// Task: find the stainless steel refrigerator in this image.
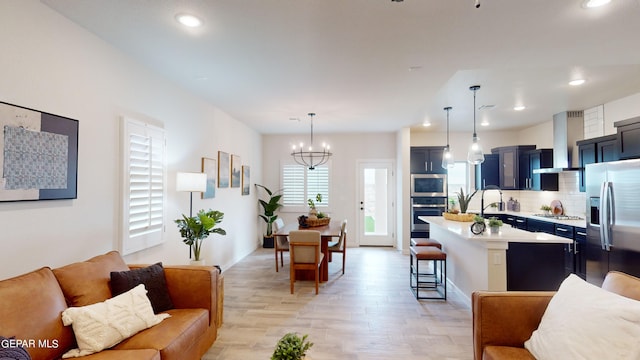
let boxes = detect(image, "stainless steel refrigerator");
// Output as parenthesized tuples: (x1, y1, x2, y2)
(586, 159, 640, 286)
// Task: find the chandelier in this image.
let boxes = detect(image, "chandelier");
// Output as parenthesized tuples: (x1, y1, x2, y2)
(291, 113, 332, 170)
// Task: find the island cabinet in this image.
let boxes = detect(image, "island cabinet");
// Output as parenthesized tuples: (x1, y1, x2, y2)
(491, 145, 536, 190)
(520, 149, 559, 191)
(615, 116, 640, 160)
(475, 153, 500, 190)
(574, 227, 587, 280)
(410, 146, 446, 174)
(506, 242, 567, 291)
(577, 134, 618, 192)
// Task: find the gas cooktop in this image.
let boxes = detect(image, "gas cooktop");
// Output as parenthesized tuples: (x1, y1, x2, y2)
(533, 214, 584, 220)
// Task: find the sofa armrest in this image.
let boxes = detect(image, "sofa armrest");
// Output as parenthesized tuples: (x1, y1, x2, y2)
(472, 291, 555, 360)
(128, 264, 219, 327)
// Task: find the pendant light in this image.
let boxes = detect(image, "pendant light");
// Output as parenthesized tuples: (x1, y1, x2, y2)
(441, 106, 455, 169)
(467, 85, 485, 165)
(291, 113, 332, 170)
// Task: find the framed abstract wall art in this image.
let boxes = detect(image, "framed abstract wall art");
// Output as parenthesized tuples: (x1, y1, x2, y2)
(241, 165, 250, 195)
(201, 157, 216, 199)
(231, 154, 241, 188)
(0, 102, 79, 202)
(217, 151, 230, 188)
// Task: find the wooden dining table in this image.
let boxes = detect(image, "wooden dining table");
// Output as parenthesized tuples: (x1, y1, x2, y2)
(274, 221, 342, 282)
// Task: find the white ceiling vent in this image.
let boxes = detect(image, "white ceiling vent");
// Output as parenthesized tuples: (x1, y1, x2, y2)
(478, 105, 495, 110)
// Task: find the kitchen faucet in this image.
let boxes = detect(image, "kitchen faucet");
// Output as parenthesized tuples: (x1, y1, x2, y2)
(480, 185, 503, 218)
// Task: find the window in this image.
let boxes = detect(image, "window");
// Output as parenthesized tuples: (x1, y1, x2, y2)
(121, 117, 166, 255)
(281, 163, 329, 209)
(447, 161, 469, 197)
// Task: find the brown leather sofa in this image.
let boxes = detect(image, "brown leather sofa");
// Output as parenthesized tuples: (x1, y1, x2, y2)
(472, 271, 640, 360)
(0, 251, 223, 360)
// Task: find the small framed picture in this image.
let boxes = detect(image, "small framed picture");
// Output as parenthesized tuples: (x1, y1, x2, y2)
(218, 151, 230, 188)
(201, 157, 216, 199)
(231, 154, 241, 188)
(241, 166, 250, 195)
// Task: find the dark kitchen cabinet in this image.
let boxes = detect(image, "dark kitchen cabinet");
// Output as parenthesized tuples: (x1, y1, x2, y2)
(520, 149, 558, 191)
(577, 134, 618, 192)
(527, 218, 555, 234)
(574, 227, 587, 280)
(507, 242, 567, 291)
(514, 216, 527, 230)
(615, 116, 640, 160)
(491, 145, 536, 190)
(555, 223, 576, 277)
(410, 146, 447, 174)
(475, 153, 499, 190)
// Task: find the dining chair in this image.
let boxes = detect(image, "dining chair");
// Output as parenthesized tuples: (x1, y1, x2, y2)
(289, 230, 324, 294)
(273, 218, 289, 272)
(328, 219, 347, 275)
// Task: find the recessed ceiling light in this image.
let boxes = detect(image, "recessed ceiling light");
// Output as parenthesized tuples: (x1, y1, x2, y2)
(480, 120, 490, 127)
(583, 0, 611, 8)
(176, 13, 202, 27)
(422, 121, 431, 127)
(569, 79, 586, 86)
(514, 106, 526, 111)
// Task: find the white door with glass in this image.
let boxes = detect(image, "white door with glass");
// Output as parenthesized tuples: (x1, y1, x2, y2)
(358, 161, 395, 246)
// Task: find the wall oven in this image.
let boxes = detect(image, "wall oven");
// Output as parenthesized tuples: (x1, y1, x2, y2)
(411, 197, 447, 232)
(411, 174, 447, 197)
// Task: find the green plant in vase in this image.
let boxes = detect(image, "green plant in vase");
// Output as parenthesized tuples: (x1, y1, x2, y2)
(175, 209, 226, 262)
(271, 333, 313, 360)
(488, 216, 503, 234)
(455, 187, 477, 214)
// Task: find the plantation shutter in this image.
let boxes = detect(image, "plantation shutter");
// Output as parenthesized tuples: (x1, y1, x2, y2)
(121, 117, 166, 255)
(281, 163, 330, 208)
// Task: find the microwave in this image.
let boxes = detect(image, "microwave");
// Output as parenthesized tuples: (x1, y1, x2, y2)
(411, 174, 448, 197)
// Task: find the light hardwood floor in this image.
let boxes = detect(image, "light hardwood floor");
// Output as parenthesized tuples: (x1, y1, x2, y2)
(205, 247, 473, 360)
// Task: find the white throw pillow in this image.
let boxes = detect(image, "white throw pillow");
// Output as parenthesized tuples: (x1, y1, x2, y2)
(525, 274, 640, 360)
(61, 284, 170, 358)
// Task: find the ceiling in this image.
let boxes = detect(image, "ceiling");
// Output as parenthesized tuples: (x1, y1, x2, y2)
(41, 0, 640, 135)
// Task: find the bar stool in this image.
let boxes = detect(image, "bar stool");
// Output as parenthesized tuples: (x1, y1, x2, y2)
(410, 246, 447, 300)
(410, 238, 442, 249)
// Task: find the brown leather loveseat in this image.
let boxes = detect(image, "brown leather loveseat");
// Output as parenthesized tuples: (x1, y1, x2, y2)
(0, 251, 223, 360)
(472, 271, 640, 359)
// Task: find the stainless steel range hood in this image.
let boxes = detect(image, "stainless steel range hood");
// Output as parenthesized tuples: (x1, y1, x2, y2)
(533, 111, 584, 174)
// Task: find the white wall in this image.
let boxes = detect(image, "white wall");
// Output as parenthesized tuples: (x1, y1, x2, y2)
(262, 132, 396, 247)
(604, 92, 640, 135)
(0, 1, 261, 279)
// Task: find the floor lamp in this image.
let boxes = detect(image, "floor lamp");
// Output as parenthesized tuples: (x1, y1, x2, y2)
(176, 172, 207, 258)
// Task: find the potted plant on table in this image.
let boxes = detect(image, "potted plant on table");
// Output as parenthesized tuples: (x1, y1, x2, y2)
(271, 333, 314, 360)
(455, 187, 477, 214)
(256, 184, 283, 248)
(307, 193, 322, 220)
(175, 209, 226, 265)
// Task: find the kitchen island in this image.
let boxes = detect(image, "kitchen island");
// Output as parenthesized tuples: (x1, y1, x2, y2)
(419, 216, 573, 303)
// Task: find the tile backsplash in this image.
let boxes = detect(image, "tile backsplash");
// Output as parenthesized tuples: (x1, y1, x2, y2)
(468, 172, 586, 216)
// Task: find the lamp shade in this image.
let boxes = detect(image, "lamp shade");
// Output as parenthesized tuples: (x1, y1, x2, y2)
(467, 136, 485, 165)
(176, 172, 207, 192)
(442, 147, 455, 169)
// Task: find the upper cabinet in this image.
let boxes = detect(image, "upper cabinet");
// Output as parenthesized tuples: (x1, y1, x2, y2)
(475, 153, 500, 190)
(577, 134, 618, 192)
(520, 149, 559, 191)
(491, 145, 536, 190)
(410, 146, 446, 174)
(615, 116, 640, 160)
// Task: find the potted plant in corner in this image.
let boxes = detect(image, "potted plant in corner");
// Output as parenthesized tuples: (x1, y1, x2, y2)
(271, 333, 314, 360)
(175, 209, 226, 265)
(256, 184, 283, 248)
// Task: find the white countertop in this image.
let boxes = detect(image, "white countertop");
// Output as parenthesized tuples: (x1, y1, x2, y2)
(476, 210, 587, 228)
(419, 216, 574, 244)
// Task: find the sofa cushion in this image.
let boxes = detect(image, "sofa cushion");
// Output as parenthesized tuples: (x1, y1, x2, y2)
(110, 262, 173, 313)
(61, 284, 170, 358)
(114, 308, 209, 359)
(525, 274, 640, 360)
(53, 251, 129, 307)
(0, 267, 75, 360)
(483, 346, 535, 360)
